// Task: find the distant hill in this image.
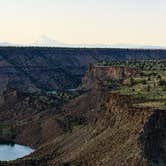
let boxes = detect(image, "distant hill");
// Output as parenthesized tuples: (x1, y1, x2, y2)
(0, 42, 17, 46)
(0, 47, 166, 93)
(0, 36, 165, 49)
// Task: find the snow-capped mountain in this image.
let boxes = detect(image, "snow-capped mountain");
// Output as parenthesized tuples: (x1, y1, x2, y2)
(33, 35, 67, 47)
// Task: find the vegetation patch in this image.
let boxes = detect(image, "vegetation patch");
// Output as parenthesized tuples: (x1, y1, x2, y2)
(100, 60, 166, 109)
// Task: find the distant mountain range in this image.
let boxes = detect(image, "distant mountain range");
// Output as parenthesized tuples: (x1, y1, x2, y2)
(0, 35, 165, 49)
(0, 42, 18, 47)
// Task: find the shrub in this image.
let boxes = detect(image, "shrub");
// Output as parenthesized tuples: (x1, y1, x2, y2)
(158, 79, 166, 86)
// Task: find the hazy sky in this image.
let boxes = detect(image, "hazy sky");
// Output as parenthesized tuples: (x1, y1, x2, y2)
(1, 0, 166, 45)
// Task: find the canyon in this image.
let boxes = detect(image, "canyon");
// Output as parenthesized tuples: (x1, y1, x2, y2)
(0, 47, 166, 94)
(0, 48, 166, 165)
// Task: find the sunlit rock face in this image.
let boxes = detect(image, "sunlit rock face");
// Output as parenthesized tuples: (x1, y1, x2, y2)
(81, 64, 140, 90)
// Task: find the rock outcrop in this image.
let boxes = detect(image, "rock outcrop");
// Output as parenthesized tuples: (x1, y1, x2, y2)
(82, 64, 140, 90)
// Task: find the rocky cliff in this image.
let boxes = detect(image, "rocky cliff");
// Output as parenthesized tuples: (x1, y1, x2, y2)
(82, 64, 140, 90)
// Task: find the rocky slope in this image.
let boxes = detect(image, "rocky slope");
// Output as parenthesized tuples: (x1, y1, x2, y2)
(0, 65, 165, 165)
(0, 88, 68, 149)
(3, 89, 166, 166)
(0, 47, 166, 94)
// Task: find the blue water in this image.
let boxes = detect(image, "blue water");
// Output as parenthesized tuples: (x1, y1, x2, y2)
(0, 144, 34, 161)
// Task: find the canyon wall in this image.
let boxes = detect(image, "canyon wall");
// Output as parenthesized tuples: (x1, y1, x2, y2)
(0, 54, 166, 165)
(0, 47, 165, 94)
(82, 64, 140, 90)
(0, 65, 165, 165)
(5, 90, 165, 166)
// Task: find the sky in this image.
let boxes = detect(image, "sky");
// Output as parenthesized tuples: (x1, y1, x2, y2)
(0, 0, 166, 46)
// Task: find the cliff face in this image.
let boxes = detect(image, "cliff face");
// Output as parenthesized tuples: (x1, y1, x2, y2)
(82, 64, 140, 90)
(32, 92, 166, 166)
